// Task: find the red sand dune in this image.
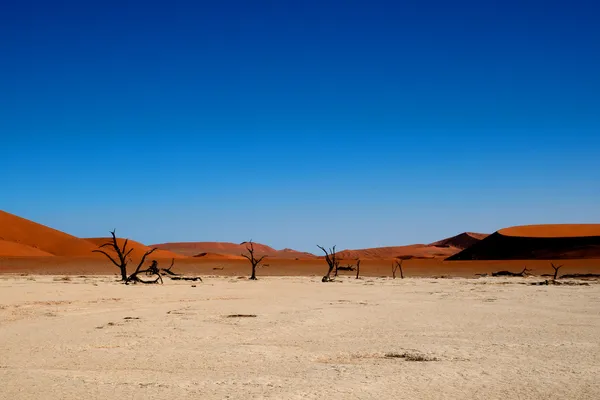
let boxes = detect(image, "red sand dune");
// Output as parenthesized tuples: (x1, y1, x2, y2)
(333, 232, 488, 260)
(336, 244, 457, 260)
(0, 240, 54, 257)
(193, 252, 246, 260)
(448, 224, 600, 260)
(499, 224, 600, 238)
(0, 210, 98, 256)
(85, 238, 186, 260)
(430, 232, 489, 250)
(153, 241, 315, 259)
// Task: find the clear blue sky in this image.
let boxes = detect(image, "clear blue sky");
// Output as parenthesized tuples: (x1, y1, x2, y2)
(1, 0, 599, 252)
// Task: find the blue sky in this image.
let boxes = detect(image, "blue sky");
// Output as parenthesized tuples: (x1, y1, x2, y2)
(1, 0, 599, 252)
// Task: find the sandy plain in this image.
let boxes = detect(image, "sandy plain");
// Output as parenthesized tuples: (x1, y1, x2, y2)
(1, 275, 599, 399)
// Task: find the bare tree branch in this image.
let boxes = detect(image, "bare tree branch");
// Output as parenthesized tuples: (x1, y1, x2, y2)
(551, 262, 564, 280)
(92, 249, 121, 268)
(392, 259, 404, 279)
(318, 245, 337, 282)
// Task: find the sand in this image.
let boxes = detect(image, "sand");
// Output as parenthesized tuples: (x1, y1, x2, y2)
(0, 240, 54, 257)
(499, 224, 600, 238)
(0, 210, 98, 256)
(336, 244, 458, 259)
(1, 275, 599, 399)
(430, 232, 489, 250)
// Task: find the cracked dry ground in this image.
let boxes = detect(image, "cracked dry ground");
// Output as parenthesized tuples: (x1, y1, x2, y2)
(1, 275, 599, 399)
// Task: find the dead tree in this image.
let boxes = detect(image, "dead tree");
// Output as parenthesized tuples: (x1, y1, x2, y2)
(392, 259, 404, 279)
(317, 245, 337, 282)
(551, 262, 564, 280)
(92, 230, 135, 281)
(492, 267, 530, 277)
(241, 240, 266, 280)
(356, 259, 361, 279)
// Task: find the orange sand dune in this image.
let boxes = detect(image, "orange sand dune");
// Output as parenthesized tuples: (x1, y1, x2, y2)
(85, 238, 187, 260)
(0, 240, 54, 257)
(449, 224, 600, 260)
(153, 242, 277, 257)
(336, 244, 457, 260)
(333, 232, 489, 260)
(193, 252, 246, 260)
(0, 210, 98, 256)
(499, 224, 600, 238)
(153, 241, 315, 259)
(430, 232, 489, 250)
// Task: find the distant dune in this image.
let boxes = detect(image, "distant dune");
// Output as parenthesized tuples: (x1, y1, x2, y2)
(3, 209, 600, 276)
(448, 224, 600, 260)
(334, 232, 488, 260)
(430, 232, 488, 250)
(152, 241, 316, 259)
(499, 224, 600, 238)
(192, 252, 246, 260)
(0, 210, 98, 256)
(84, 238, 186, 260)
(336, 244, 457, 260)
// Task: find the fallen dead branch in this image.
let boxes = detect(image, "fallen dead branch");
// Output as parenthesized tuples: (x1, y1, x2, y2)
(226, 314, 257, 318)
(492, 267, 530, 277)
(560, 273, 600, 279)
(384, 352, 439, 362)
(170, 276, 202, 281)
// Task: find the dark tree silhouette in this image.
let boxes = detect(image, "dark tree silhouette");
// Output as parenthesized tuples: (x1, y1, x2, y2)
(551, 262, 564, 280)
(241, 240, 266, 280)
(93, 230, 135, 281)
(356, 259, 361, 279)
(317, 245, 338, 282)
(392, 259, 404, 279)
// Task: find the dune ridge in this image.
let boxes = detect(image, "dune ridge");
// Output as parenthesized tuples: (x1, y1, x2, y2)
(499, 224, 600, 238)
(153, 241, 316, 259)
(448, 224, 600, 260)
(0, 210, 98, 256)
(336, 244, 457, 260)
(430, 232, 488, 250)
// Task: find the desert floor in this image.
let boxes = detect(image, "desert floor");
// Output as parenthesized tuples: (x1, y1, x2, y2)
(1, 275, 599, 399)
